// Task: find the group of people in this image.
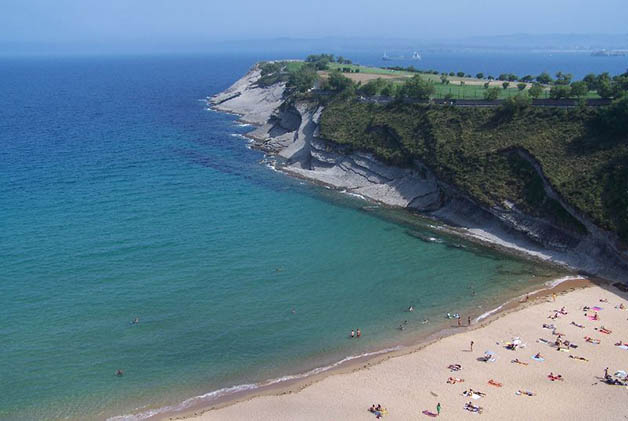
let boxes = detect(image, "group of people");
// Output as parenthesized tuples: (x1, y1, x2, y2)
(350, 328, 361, 339)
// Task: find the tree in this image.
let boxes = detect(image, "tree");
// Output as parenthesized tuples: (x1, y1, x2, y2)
(288, 65, 318, 92)
(597, 77, 615, 99)
(328, 71, 354, 92)
(487, 75, 495, 80)
(583, 73, 597, 91)
(555, 71, 573, 86)
(399, 75, 435, 100)
(336, 56, 345, 64)
(484, 87, 500, 100)
(476, 72, 484, 79)
(521, 75, 534, 83)
(536, 72, 552, 84)
(457, 71, 465, 77)
(380, 82, 395, 97)
(570, 81, 588, 98)
(549, 85, 571, 99)
(517, 83, 527, 91)
(501, 93, 532, 114)
(358, 79, 379, 96)
(484, 82, 490, 89)
(502, 81, 510, 90)
(449, 72, 455, 76)
(528, 83, 544, 99)
(597, 94, 628, 136)
(440, 75, 450, 84)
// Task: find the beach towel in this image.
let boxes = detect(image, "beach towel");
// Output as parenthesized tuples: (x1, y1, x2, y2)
(422, 410, 438, 417)
(592, 306, 603, 311)
(618, 345, 628, 350)
(531, 355, 545, 362)
(587, 315, 599, 321)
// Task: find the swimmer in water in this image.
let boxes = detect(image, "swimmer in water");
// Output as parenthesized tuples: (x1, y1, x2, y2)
(422, 319, 429, 324)
(115, 369, 124, 377)
(131, 317, 139, 324)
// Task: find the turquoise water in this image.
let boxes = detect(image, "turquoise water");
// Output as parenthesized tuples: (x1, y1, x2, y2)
(0, 54, 565, 420)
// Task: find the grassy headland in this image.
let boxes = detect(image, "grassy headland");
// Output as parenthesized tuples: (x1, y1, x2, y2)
(257, 55, 628, 242)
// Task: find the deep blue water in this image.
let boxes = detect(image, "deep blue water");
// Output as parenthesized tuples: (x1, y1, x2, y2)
(0, 51, 606, 420)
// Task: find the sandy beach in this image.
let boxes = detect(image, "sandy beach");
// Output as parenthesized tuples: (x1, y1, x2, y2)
(177, 282, 628, 420)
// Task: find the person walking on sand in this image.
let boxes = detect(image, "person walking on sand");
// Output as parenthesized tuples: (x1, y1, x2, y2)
(552, 293, 556, 302)
(458, 318, 461, 327)
(437, 402, 441, 416)
(357, 328, 361, 338)
(470, 341, 474, 351)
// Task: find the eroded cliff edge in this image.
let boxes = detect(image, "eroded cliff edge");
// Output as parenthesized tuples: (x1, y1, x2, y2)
(210, 64, 628, 283)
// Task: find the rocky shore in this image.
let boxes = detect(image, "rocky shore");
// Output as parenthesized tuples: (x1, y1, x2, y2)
(209, 63, 628, 283)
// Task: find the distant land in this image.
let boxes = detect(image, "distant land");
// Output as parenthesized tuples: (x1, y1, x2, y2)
(2, 33, 628, 55)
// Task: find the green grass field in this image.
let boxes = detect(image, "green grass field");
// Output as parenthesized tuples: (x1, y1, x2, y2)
(283, 60, 600, 100)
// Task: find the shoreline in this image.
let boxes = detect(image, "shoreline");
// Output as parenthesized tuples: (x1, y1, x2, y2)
(172, 276, 628, 420)
(112, 275, 589, 420)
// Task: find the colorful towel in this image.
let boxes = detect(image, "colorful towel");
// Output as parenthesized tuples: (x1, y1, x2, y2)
(531, 355, 545, 362)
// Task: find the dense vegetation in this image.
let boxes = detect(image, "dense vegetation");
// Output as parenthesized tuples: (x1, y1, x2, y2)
(256, 56, 628, 241)
(318, 99, 628, 241)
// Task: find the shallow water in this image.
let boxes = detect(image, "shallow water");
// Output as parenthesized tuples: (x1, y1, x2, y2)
(0, 53, 581, 420)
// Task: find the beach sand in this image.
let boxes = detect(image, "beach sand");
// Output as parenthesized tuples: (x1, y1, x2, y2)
(177, 282, 628, 421)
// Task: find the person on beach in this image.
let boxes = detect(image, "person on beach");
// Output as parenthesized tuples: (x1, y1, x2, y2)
(351, 329, 355, 338)
(408, 305, 414, 312)
(470, 341, 474, 351)
(357, 328, 361, 338)
(468, 316, 471, 326)
(605, 367, 609, 378)
(552, 293, 556, 302)
(458, 318, 461, 327)
(115, 369, 124, 377)
(437, 402, 441, 416)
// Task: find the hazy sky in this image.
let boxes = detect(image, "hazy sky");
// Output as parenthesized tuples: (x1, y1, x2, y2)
(2, 0, 627, 52)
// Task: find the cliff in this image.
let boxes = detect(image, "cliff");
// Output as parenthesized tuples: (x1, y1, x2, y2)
(209, 64, 628, 283)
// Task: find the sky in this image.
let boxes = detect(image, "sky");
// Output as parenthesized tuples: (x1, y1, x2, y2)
(2, 0, 627, 53)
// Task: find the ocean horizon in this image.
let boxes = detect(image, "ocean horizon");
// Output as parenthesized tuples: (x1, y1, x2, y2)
(1, 50, 618, 420)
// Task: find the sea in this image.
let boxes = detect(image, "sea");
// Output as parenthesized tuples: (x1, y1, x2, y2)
(1, 50, 625, 420)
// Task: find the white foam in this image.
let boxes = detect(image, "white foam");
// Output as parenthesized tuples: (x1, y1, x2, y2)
(108, 346, 401, 421)
(475, 303, 506, 323)
(475, 275, 584, 323)
(545, 275, 584, 288)
(230, 133, 247, 139)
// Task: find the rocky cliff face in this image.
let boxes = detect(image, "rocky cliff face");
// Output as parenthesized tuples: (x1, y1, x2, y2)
(209, 65, 628, 283)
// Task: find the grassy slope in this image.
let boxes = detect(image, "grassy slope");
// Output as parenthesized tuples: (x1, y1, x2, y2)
(318, 100, 628, 242)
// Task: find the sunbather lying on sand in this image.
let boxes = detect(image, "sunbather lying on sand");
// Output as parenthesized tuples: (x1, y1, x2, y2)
(548, 372, 564, 381)
(542, 323, 555, 329)
(595, 326, 612, 334)
(448, 364, 462, 371)
(488, 379, 502, 387)
(584, 336, 601, 344)
(571, 321, 584, 328)
(463, 389, 486, 397)
(447, 377, 464, 384)
(569, 355, 588, 361)
(516, 390, 536, 396)
(464, 402, 483, 413)
(512, 358, 528, 365)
